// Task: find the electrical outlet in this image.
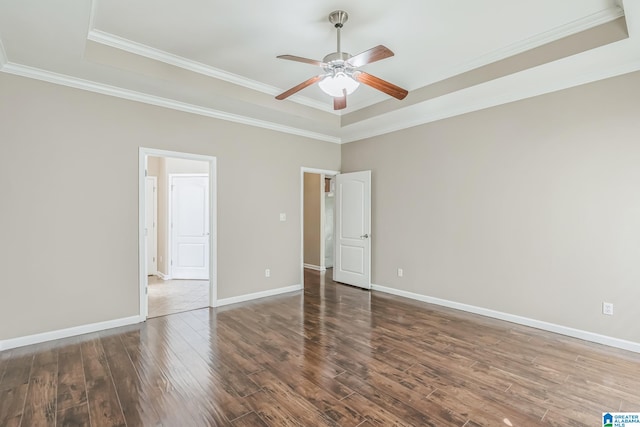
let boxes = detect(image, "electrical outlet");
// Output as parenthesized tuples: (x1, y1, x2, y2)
(397, 268, 403, 278)
(265, 269, 271, 278)
(602, 302, 614, 316)
(279, 213, 286, 222)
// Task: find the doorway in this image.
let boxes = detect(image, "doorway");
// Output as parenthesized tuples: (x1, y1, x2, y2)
(139, 148, 217, 319)
(301, 167, 339, 286)
(301, 168, 373, 290)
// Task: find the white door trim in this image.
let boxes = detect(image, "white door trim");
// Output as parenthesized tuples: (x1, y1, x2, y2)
(145, 176, 158, 276)
(139, 148, 217, 319)
(300, 167, 339, 287)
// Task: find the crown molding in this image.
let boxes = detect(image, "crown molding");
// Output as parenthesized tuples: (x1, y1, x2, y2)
(0, 36, 7, 70)
(4, 41, 640, 147)
(2, 3, 636, 146)
(425, 6, 625, 86)
(468, 7, 624, 69)
(341, 45, 640, 143)
(88, 0, 98, 34)
(0, 62, 341, 143)
(84, 6, 623, 117)
(87, 29, 335, 114)
(330, 6, 627, 114)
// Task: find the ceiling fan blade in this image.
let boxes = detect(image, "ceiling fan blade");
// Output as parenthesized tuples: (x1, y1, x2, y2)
(354, 71, 408, 100)
(277, 55, 326, 67)
(275, 75, 324, 100)
(347, 45, 394, 68)
(333, 89, 347, 110)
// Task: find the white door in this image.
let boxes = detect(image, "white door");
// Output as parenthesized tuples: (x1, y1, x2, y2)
(334, 171, 371, 289)
(145, 176, 157, 275)
(170, 174, 209, 280)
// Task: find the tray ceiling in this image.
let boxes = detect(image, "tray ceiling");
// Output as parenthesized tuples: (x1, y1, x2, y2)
(1, 0, 639, 143)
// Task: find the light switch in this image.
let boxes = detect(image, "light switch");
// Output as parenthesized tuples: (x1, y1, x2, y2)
(280, 213, 286, 222)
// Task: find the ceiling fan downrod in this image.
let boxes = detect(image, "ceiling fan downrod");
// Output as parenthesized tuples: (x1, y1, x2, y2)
(328, 10, 348, 54)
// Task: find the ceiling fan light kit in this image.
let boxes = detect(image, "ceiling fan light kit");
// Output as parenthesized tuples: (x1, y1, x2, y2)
(318, 72, 360, 97)
(275, 10, 408, 110)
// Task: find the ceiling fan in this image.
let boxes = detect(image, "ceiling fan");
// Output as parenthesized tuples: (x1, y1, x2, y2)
(275, 10, 408, 110)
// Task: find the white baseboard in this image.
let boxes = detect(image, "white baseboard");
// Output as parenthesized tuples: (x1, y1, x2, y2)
(156, 271, 171, 280)
(304, 264, 326, 272)
(0, 315, 144, 352)
(215, 284, 302, 308)
(371, 284, 640, 354)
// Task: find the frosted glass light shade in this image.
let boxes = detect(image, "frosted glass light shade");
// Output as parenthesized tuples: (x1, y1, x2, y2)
(318, 72, 360, 97)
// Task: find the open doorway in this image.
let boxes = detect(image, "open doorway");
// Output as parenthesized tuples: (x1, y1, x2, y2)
(301, 167, 339, 286)
(140, 149, 217, 319)
(302, 168, 373, 290)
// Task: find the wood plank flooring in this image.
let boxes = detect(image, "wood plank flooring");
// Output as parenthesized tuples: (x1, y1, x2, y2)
(1, 269, 639, 426)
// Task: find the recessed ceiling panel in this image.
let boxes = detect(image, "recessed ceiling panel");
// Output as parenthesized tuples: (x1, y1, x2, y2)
(1, 0, 636, 144)
(92, 0, 619, 107)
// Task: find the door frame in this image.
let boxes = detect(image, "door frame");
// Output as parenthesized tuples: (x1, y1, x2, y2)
(145, 176, 158, 276)
(139, 148, 217, 319)
(168, 173, 209, 280)
(300, 167, 339, 287)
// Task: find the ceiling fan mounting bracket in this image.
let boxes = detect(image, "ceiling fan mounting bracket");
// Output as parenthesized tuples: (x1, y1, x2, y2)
(328, 10, 348, 28)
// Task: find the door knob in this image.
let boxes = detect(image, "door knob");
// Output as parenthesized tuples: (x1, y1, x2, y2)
(360, 234, 369, 239)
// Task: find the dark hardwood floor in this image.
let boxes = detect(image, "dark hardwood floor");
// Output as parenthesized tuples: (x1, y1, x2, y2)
(1, 269, 639, 426)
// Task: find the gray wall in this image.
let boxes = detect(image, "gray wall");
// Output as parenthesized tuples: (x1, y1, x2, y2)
(0, 73, 340, 340)
(3, 67, 640, 345)
(342, 71, 640, 343)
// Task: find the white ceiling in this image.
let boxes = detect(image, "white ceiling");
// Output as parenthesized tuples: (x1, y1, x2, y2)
(1, 0, 639, 143)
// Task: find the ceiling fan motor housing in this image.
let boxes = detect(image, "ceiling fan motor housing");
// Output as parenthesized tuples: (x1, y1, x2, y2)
(323, 52, 351, 63)
(322, 52, 356, 77)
